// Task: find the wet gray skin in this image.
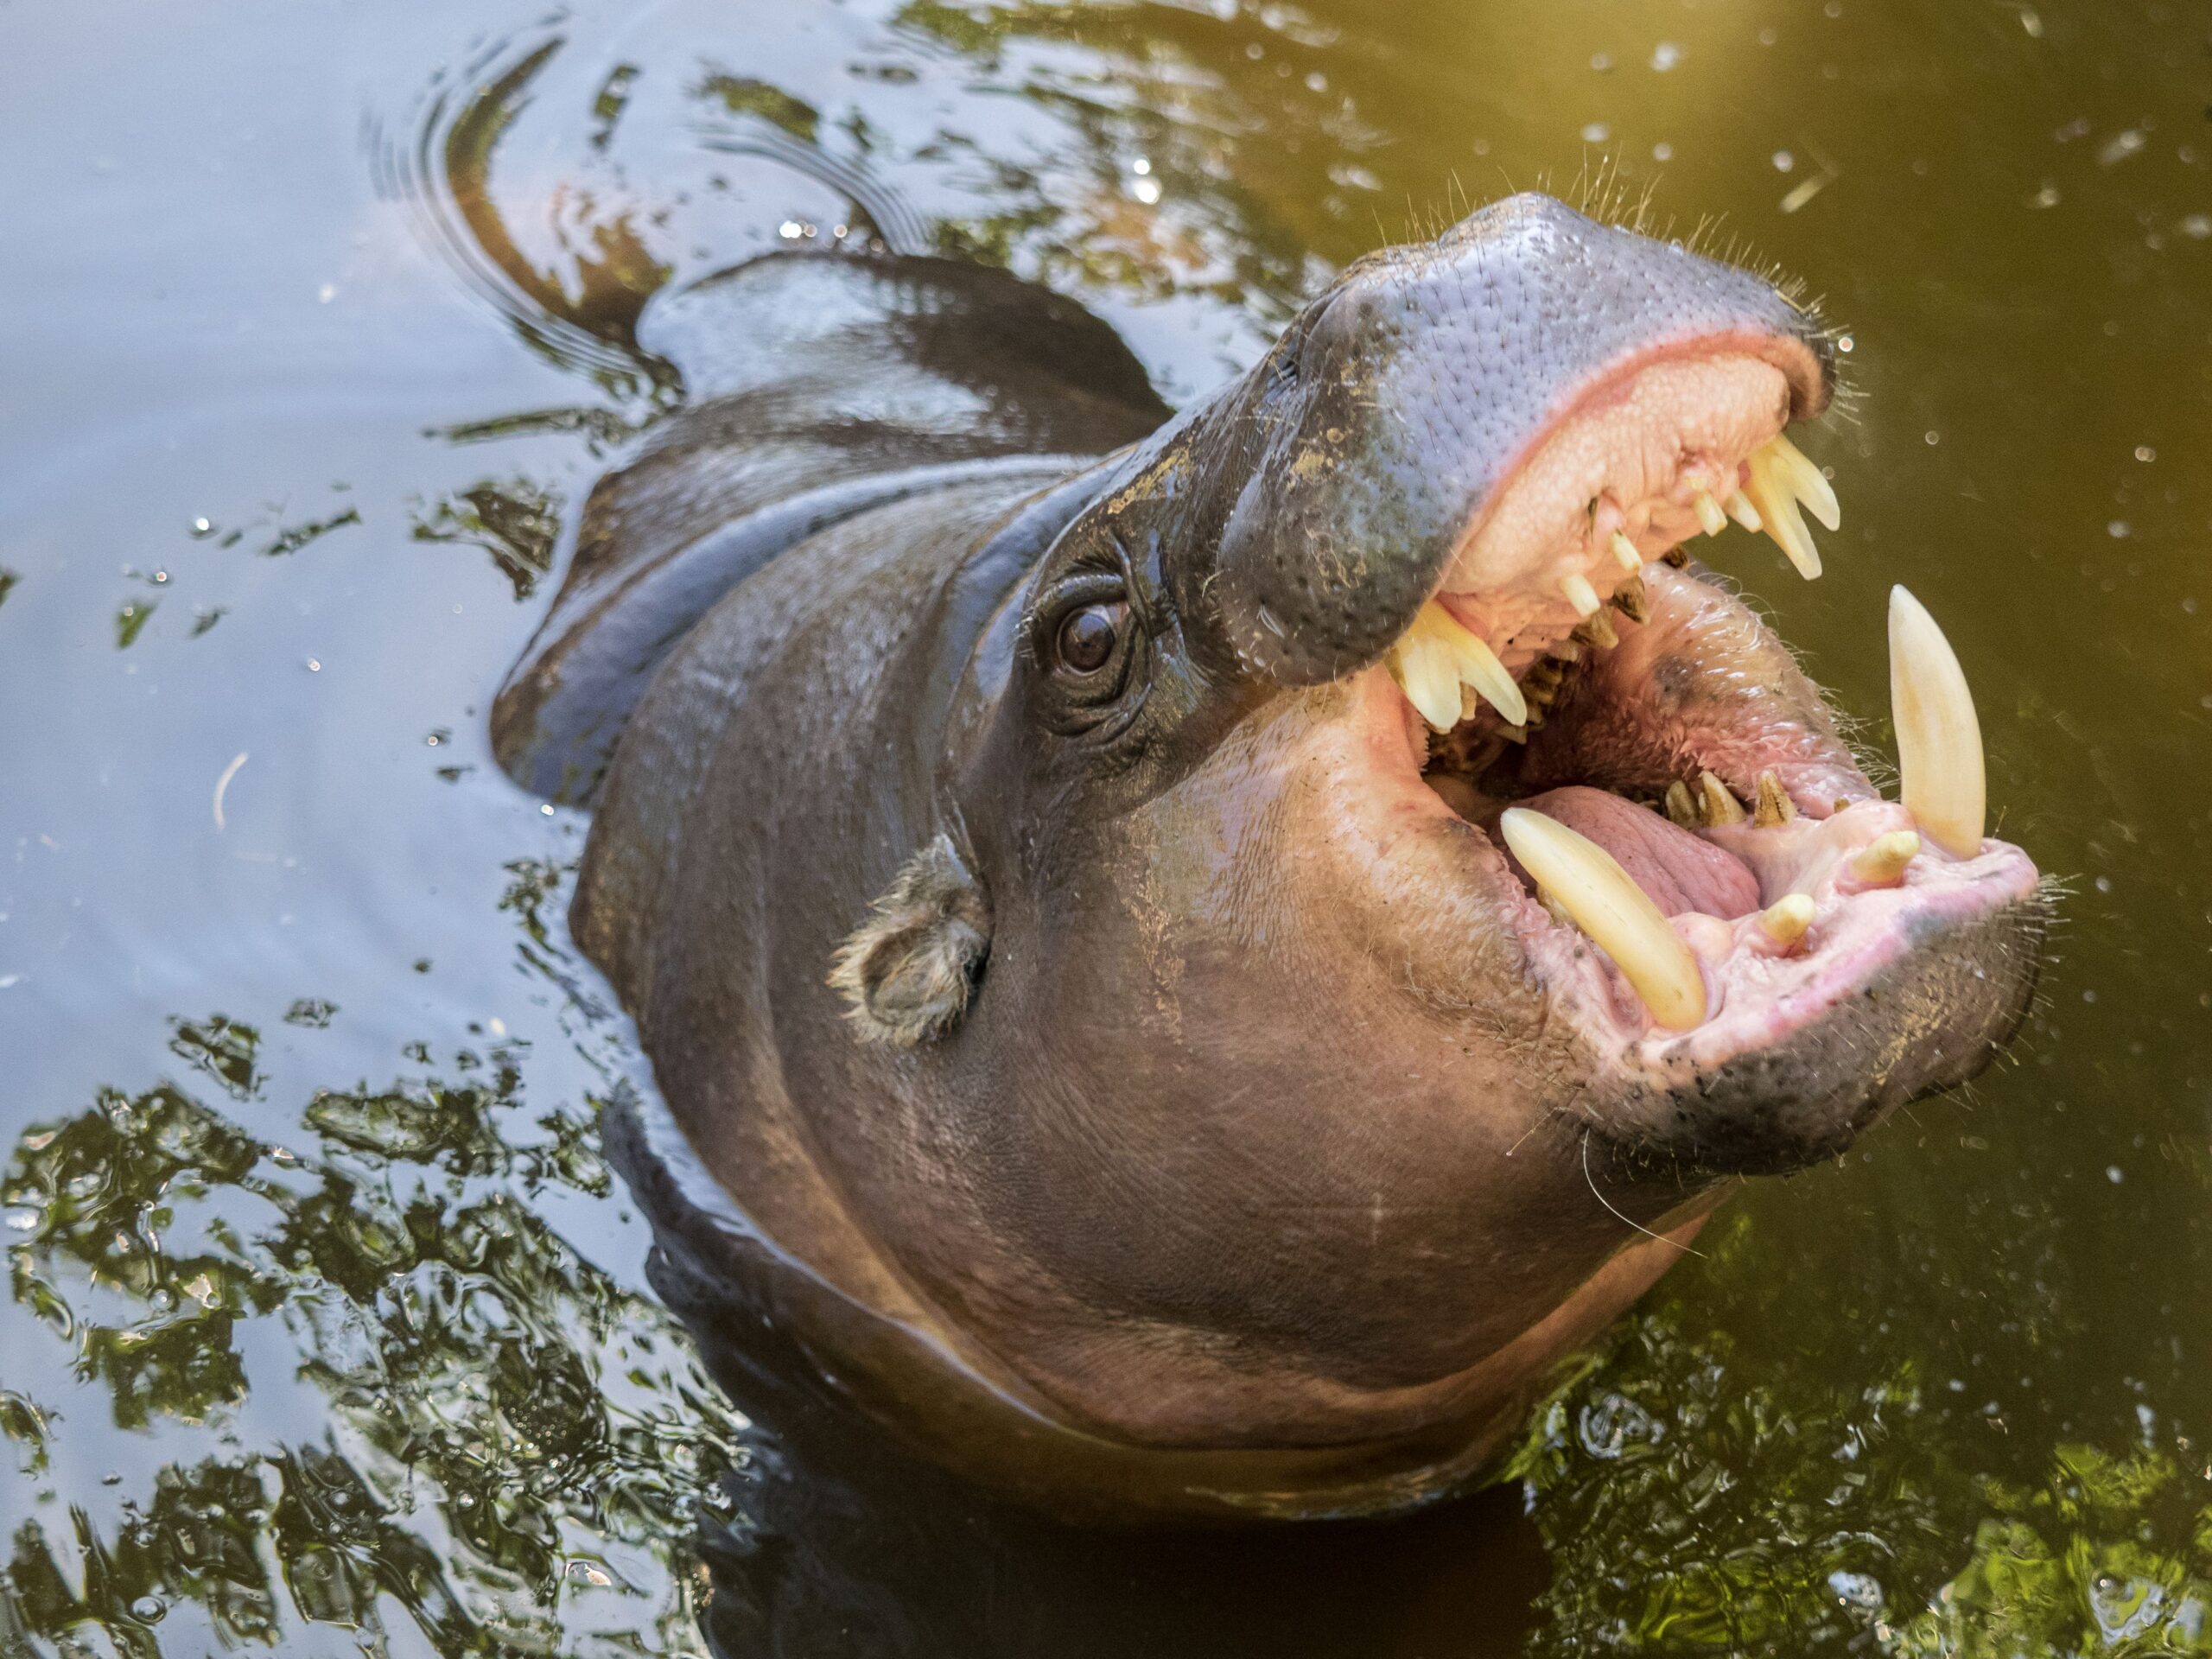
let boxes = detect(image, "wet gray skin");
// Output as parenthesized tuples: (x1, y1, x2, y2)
(494, 193, 2044, 1516)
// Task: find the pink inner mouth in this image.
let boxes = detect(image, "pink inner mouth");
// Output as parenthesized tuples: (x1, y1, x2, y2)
(1363, 344, 2038, 1056)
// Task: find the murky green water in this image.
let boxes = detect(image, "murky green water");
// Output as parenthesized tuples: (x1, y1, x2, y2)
(3, 1, 2208, 1652)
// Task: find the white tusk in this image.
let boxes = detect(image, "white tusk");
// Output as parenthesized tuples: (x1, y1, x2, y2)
(1765, 433, 1841, 531)
(1693, 491, 1728, 537)
(1888, 586, 1986, 858)
(1388, 600, 1526, 729)
(1610, 531, 1642, 572)
(1560, 573, 1601, 617)
(1500, 808, 1708, 1030)
(1741, 451, 1821, 580)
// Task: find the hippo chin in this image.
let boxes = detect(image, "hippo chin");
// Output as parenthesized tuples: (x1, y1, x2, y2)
(493, 193, 2044, 1520)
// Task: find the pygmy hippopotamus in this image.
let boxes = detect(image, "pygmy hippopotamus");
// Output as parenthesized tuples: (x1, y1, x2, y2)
(492, 193, 2044, 1520)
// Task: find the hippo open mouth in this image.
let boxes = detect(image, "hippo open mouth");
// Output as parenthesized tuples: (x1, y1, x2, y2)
(1354, 343, 2039, 1167)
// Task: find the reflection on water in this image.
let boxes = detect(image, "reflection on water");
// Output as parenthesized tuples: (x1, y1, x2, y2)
(3, 0, 2210, 1651)
(2, 997, 743, 1655)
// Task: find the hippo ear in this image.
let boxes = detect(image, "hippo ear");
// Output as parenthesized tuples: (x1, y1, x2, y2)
(829, 834, 992, 1046)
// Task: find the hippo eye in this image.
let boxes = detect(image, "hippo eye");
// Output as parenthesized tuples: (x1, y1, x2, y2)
(1053, 602, 1126, 676)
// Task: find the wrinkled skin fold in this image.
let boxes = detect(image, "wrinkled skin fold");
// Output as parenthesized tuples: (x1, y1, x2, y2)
(493, 194, 2044, 1520)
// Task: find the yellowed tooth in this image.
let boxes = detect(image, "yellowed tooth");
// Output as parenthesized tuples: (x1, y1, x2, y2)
(1752, 770, 1796, 828)
(1610, 531, 1642, 572)
(1663, 780, 1699, 830)
(1693, 491, 1728, 537)
(1888, 586, 1985, 859)
(1725, 489, 1764, 532)
(1765, 433, 1841, 531)
(1697, 770, 1747, 826)
(1560, 573, 1601, 617)
(1741, 452, 1822, 580)
(1500, 809, 1707, 1029)
(1847, 829, 1921, 887)
(1757, 893, 1815, 949)
(1573, 609, 1620, 651)
(1610, 575, 1649, 625)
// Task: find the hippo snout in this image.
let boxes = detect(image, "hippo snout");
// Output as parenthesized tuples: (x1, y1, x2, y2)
(1194, 193, 1834, 687)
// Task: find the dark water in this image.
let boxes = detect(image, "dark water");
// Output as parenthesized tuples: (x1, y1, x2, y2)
(3, 0, 2209, 1652)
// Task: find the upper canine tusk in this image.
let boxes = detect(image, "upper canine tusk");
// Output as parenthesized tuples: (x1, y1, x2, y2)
(1725, 489, 1764, 533)
(1888, 586, 1985, 858)
(1610, 531, 1643, 572)
(1693, 492, 1728, 537)
(1765, 433, 1841, 531)
(1742, 453, 1821, 580)
(1500, 809, 1708, 1030)
(1391, 599, 1528, 728)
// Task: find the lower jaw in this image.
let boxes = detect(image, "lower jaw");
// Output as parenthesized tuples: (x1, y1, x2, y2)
(1355, 645, 2039, 1082)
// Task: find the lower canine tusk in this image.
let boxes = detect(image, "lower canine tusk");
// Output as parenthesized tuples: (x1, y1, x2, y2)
(1500, 808, 1707, 1030)
(1888, 585, 1986, 859)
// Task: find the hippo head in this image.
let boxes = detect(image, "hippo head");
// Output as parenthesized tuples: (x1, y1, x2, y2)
(808, 194, 2044, 1464)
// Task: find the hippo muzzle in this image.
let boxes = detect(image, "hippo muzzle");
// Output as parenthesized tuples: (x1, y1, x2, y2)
(518, 193, 2045, 1518)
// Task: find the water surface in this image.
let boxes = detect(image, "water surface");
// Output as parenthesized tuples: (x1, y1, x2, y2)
(3, 1, 2209, 1653)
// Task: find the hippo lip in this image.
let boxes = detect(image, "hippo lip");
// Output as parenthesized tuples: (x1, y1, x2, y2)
(1354, 342, 2042, 1121)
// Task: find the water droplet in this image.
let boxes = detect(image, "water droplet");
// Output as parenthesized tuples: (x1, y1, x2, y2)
(1651, 41, 1683, 71)
(130, 1596, 166, 1624)
(1773, 149, 1796, 173)
(1580, 123, 1611, 143)
(2097, 129, 2146, 167)
(2134, 445, 2157, 461)
(1652, 142, 1674, 162)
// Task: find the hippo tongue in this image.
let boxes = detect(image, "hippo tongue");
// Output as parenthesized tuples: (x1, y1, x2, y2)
(1511, 786, 1760, 919)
